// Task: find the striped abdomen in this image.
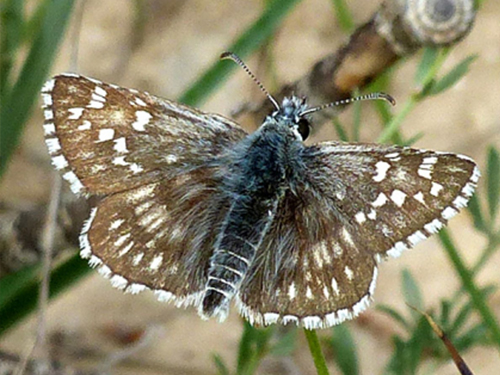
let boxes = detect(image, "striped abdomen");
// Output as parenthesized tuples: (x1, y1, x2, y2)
(201, 197, 276, 321)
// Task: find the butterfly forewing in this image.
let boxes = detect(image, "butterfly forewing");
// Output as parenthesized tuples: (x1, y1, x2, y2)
(41, 74, 247, 196)
(237, 142, 479, 329)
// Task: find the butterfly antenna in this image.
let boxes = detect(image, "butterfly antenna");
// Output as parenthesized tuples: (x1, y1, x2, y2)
(221, 52, 281, 111)
(300, 92, 396, 117)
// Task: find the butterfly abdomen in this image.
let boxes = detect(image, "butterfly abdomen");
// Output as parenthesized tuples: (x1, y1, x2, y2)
(201, 126, 292, 321)
(202, 196, 276, 321)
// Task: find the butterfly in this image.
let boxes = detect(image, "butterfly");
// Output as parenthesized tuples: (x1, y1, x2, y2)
(41, 52, 479, 329)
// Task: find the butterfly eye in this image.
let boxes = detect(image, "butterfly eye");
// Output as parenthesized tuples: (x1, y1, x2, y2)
(297, 118, 310, 140)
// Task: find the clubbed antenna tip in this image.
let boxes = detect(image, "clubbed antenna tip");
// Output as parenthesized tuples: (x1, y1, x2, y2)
(300, 92, 396, 117)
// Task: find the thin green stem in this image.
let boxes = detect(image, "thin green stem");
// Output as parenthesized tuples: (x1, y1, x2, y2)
(438, 229, 500, 350)
(304, 329, 330, 375)
(377, 47, 451, 144)
(377, 97, 416, 144)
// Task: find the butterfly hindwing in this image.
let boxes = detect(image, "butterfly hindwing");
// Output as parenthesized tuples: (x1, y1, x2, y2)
(41, 74, 247, 196)
(80, 167, 230, 306)
(237, 142, 479, 329)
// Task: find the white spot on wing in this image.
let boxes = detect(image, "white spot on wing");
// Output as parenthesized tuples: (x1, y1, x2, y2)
(132, 252, 144, 266)
(98, 128, 114, 142)
(68, 107, 84, 120)
(390, 189, 407, 207)
(373, 161, 391, 182)
(110, 219, 125, 230)
(113, 137, 128, 153)
(149, 254, 163, 271)
(413, 191, 426, 205)
(306, 287, 314, 299)
(288, 283, 296, 299)
(367, 208, 377, 220)
(110, 275, 128, 290)
(331, 277, 340, 295)
(132, 110, 152, 131)
(430, 182, 443, 197)
(94, 86, 107, 97)
(87, 100, 105, 109)
(344, 266, 354, 280)
(372, 192, 388, 207)
(77, 120, 92, 130)
(387, 241, 407, 258)
(355, 211, 366, 224)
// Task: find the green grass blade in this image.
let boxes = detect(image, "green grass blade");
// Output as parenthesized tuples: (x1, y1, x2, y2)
(330, 324, 359, 375)
(428, 55, 477, 96)
(330, 0, 354, 32)
(332, 118, 349, 142)
(0, 264, 40, 307)
(0, 0, 25, 96)
(213, 353, 231, 375)
(376, 304, 411, 331)
(402, 269, 424, 317)
(467, 193, 487, 233)
(269, 327, 297, 356)
(438, 229, 500, 350)
(414, 47, 439, 87)
(486, 146, 500, 222)
(304, 328, 330, 375)
(0, 253, 89, 336)
(0, 0, 75, 177)
(179, 0, 301, 107)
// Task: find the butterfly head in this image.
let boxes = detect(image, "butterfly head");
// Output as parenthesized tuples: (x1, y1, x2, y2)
(270, 96, 311, 141)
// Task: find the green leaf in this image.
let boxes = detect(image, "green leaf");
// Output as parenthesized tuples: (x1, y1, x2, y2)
(179, 0, 301, 107)
(269, 327, 297, 356)
(330, 0, 354, 32)
(467, 193, 487, 233)
(332, 118, 349, 142)
(414, 47, 439, 87)
(439, 300, 451, 329)
(0, 264, 40, 307)
(330, 324, 359, 375)
(213, 354, 231, 375)
(402, 132, 424, 147)
(236, 322, 273, 375)
(0, 0, 75, 177)
(428, 55, 477, 96)
(487, 146, 500, 221)
(406, 317, 431, 372)
(376, 304, 411, 331)
(0, 0, 24, 96)
(402, 269, 424, 318)
(0, 253, 89, 336)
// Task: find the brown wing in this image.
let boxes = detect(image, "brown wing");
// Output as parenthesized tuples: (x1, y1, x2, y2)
(81, 167, 230, 308)
(42, 74, 247, 196)
(237, 142, 479, 329)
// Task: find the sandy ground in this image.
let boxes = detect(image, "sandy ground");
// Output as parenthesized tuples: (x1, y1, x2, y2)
(1, 0, 500, 374)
